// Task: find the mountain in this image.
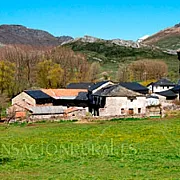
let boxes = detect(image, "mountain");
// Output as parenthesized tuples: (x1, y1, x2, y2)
(57, 36, 74, 44)
(63, 35, 177, 55)
(0, 25, 73, 46)
(142, 23, 180, 50)
(62, 35, 143, 48)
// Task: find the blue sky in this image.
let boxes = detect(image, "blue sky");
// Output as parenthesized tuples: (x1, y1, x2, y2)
(0, 0, 180, 40)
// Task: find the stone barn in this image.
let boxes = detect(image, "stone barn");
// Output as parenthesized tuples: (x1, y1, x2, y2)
(91, 84, 146, 116)
(12, 90, 53, 107)
(10, 90, 53, 119)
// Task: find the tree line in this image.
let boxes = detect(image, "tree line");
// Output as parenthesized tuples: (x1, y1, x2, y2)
(116, 59, 168, 83)
(0, 45, 91, 97)
(0, 45, 169, 99)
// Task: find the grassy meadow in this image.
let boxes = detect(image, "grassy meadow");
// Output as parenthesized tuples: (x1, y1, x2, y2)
(0, 117, 180, 179)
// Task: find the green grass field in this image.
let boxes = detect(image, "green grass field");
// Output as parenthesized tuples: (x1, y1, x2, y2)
(0, 118, 180, 179)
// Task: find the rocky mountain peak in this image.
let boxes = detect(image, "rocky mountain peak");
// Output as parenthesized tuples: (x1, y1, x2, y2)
(0, 24, 73, 46)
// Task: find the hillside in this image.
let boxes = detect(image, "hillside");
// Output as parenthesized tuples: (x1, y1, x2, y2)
(143, 23, 180, 50)
(64, 40, 178, 79)
(0, 25, 73, 46)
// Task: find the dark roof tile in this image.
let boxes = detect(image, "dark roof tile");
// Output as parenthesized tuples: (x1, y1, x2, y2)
(93, 85, 144, 97)
(75, 92, 88, 101)
(119, 82, 149, 94)
(153, 78, 176, 86)
(156, 90, 177, 98)
(67, 83, 93, 89)
(88, 81, 110, 91)
(24, 90, 52, 100)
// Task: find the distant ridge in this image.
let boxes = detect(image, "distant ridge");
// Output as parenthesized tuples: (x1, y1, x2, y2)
(0, 24, 73, 46)
(142, 23, 180, 50)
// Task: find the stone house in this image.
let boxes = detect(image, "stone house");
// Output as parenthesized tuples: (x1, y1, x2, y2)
(91, 84, 146, 116)
(10, 89, 88, 119)
(10, 90, 53, 119)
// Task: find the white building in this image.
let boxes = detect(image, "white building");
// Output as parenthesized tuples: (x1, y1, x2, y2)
(147, 78, 176, 93)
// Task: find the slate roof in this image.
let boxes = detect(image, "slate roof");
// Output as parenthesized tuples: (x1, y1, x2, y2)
(93, 85, 144, 97)
(152, 78, 176, 86)
(67, 83, 93, 89)
(30, 106, 64, 115)
(24, 90, 52, 100)
(156, 90, 178, 98)
(155, 85, 180, 99)
(88, 81, 111, 91)
(171, 85, 180, 93)
(75, 92, 88, 101)
(119, 82, 149, 94)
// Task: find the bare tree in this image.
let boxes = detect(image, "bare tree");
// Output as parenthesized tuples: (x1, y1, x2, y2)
(0, 45, 90, 94)
(88, 62, 101, 82)
(129, 59, 168, 81)
(116, 64, 130, 82)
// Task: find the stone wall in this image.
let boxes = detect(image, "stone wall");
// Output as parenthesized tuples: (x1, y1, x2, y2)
(99, 96, 146, 116)
(146, 106, 161, 117)
(12, 92, 36, 106)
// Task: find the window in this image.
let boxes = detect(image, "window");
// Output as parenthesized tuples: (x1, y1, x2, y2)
(138, 108, 141, 114)
(128, 108, 134, 115)
(121, 108, 125, 114)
